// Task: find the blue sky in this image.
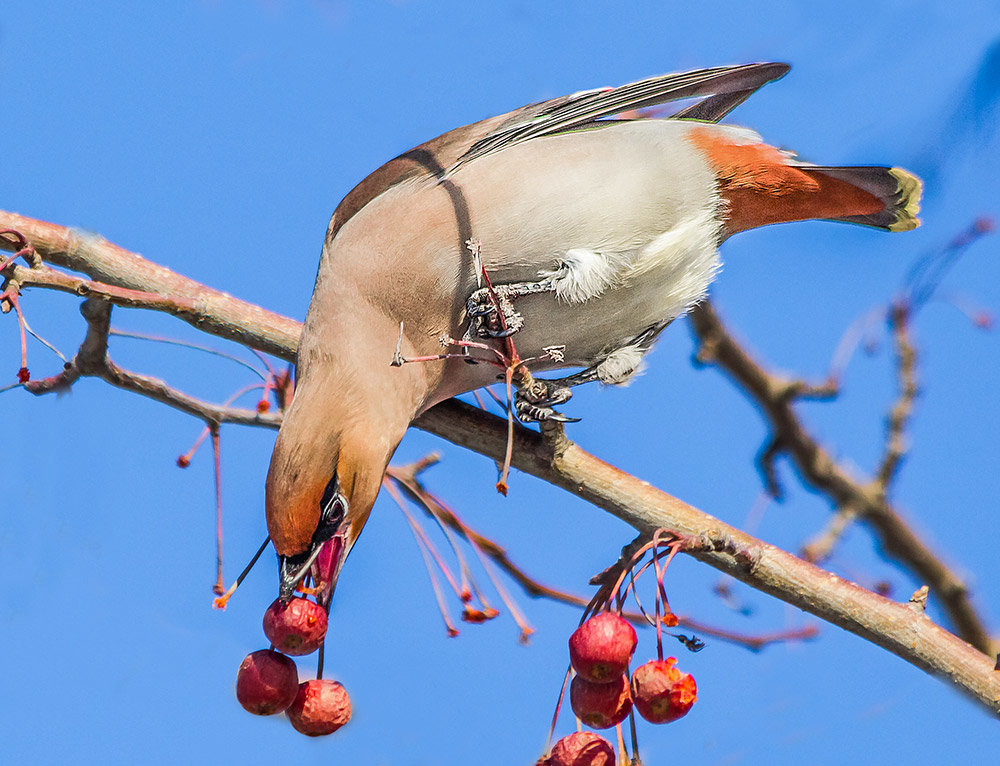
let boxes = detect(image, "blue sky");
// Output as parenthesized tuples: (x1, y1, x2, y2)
(3, 2, 998, 763)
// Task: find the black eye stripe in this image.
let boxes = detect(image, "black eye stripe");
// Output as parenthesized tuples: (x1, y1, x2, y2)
(320, 473, 340, 511)
(315, 474, 346, 541)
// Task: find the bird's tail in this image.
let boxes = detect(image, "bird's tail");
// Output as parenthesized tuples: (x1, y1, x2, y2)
(687, 126, 923, 235)
(801, 166, 922, 232)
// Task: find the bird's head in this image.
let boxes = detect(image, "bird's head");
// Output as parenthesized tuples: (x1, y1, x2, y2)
(265, 380, 399, 604)
(264, 283, 440, 605)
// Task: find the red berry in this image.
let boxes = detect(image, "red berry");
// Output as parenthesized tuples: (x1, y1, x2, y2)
(235, 649, 298, 715)
(545, 731, 614, 766)
(630, 658, 697, 724)
(286, 679, 352, 736)
(568, 612, 637, 683)
(569, 673, 632, 730)
(263, 597, 328, 656)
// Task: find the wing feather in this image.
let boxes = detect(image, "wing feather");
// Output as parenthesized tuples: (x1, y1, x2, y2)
(450, 62, 789, 172)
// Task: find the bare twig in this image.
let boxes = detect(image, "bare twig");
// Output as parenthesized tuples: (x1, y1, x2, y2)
(20, 298, 282, 429)
(800, 505, 860, 564)
(388, 461, 805, 651)
(687, 300, 993, 655)
(876, 300, 919, 490)
(2, 212, 300, 357)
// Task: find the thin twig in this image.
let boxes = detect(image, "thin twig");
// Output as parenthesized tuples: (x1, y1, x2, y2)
(109, 328, 268, 380)
(876, 300, 919, 491)
(210, 424, 225, 595)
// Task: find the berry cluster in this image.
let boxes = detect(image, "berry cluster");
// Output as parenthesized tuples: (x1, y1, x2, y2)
(543, 612, 697, 764)
(235, 596, 352, 737)
(542, 531, 699, 764)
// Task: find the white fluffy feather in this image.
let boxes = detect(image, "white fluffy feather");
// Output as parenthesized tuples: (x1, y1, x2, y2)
(620, 211, 721, 321)
(596, 344, 646, 385)
(539, 248, 622, 303)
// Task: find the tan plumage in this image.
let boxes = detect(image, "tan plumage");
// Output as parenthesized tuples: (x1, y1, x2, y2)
(265, 63, 922, 595)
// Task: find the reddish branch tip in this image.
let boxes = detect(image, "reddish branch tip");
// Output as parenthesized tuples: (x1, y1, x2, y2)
(462, 606, 496, 624)
(569, 674, 632, 730)
(263, 597, 329, 656)
(630, 658, 697, 724)
(235, 649, 299, 716)
(17, 367, 29, 383)
(973, 312, 995, 331)
(543, 731, 615, 766)
(974, 216, 996, 234)
(176, 455, 191, 468)
(569, 612, 637, 683)
(256, 399, 270, 413)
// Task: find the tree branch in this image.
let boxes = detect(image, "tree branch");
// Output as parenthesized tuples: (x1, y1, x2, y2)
(687, 301, 994, 655)
(1, 213, 299, 358)
(3, 211, 997, 716)
(20, 296, 281, 428)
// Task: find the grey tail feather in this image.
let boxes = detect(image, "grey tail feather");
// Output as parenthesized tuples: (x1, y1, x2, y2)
(805, 166, 923, 232)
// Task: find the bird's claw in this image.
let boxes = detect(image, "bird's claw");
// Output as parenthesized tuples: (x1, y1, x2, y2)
(514, 382, 579, 423)
(465, 287, 525, 339)
(514, 398, 581, 423)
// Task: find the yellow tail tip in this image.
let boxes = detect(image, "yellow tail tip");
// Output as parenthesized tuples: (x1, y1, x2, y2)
(888, 167, 923, 232)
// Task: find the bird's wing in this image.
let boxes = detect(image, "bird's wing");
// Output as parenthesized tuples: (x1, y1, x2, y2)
(449, 62, 789, 172)
(327, 62, 788, 242)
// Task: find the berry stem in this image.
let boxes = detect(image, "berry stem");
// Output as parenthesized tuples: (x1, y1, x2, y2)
(465, 529, 534, 642)
(213, 535, 271, 609)
(496, 363, 515, 495)
(4, 287, 30, 379)
(386, 480, 465, 600)
(628, 709, 640, 765)
(545, 665, 573, 751)
(615, 723, 627, 766)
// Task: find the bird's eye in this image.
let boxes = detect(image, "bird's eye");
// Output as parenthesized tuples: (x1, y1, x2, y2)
(319, 474, 346, 529)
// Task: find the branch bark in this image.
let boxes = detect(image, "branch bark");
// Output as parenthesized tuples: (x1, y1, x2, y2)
(687, 301, 994, 655)
(3, 211, 998, 716)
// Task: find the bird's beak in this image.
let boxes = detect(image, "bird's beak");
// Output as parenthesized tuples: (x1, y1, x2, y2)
(277, 482, 350, 605)
(278, 534, 347, 605)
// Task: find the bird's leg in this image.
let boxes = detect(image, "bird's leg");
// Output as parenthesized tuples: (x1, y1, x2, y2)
(513, 322, 670, 423)
(464, 278, 556, 340)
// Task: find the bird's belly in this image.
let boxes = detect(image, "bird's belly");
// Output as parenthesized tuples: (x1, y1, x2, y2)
(432, 214, 721, 401)
(497, 214, 720, 367)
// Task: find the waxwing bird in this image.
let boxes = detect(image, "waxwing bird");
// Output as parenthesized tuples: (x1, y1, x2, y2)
(266, 62, 921, 600)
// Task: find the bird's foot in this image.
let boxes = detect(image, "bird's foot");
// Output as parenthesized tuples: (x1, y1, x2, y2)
(463, 278, 555, 340)
(514, 379, 580, 423)
(465, 286, 525, 339)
